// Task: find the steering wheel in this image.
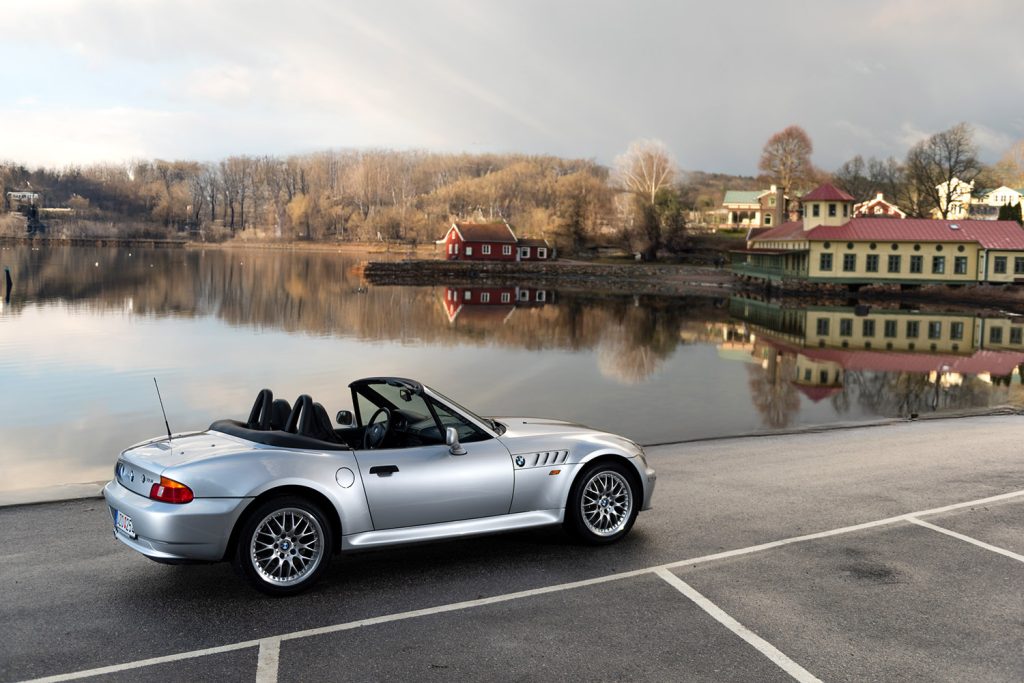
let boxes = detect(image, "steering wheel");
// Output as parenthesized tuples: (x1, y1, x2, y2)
(363, 407, 393, 449)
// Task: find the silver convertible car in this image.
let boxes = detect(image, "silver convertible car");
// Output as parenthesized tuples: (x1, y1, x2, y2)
(103, 377, 656, 595)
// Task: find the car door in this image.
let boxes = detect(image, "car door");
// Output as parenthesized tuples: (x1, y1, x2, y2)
(356, 437, 513, 530)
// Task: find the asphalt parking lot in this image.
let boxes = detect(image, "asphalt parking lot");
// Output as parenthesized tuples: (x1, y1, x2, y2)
(2, 415, 1022, 682)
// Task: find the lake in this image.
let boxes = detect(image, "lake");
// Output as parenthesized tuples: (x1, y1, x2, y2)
(2, 243, 1022, 498)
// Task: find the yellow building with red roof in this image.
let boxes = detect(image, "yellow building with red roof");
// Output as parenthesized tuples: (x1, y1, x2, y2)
(731, 183, 1024, 286)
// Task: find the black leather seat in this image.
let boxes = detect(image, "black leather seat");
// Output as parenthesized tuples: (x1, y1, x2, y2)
(285, 395, 343, 444)
(269, 399, 291, 430)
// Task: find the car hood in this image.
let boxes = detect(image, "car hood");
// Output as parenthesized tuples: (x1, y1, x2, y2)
(493, 417, 643, 460)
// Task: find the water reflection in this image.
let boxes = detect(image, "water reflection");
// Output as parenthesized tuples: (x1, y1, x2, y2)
(1, 243, 1022, 496)
(728, 297, 1024, 427)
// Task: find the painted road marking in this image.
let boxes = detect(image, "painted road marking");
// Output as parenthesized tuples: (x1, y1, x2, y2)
(654, 568, 821, 683)
(906, 517, 1024, 564)
(255, 639, 280, 683)
(19, 488, 1024, 683)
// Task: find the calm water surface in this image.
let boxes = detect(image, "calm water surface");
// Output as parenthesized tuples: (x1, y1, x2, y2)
(2, 244, 1022, 495)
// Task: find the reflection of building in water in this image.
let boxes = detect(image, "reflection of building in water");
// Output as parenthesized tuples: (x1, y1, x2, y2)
(729, 297, 1024, 403)
(442, 286, 553, 324)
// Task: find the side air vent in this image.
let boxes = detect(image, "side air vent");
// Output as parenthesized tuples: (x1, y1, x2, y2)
(530, 450, 569, 467)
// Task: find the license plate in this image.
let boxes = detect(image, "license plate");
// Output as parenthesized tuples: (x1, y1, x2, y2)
(114, 510, 136, 538)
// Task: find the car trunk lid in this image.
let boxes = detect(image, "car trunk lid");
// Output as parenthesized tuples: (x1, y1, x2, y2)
(116, 432, 245, 497)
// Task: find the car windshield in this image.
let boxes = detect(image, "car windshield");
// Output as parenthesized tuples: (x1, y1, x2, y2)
(427, 387, 504, 435)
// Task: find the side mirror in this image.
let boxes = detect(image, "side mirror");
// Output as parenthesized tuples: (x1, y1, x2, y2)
(446, 427, 467, 455)
(336, 410, 354, 427)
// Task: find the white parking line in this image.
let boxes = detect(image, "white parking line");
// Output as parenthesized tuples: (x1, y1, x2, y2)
(19, 487, 1024, 683)
(655, 568, 821, 683)
(255, 639, 281, 683)
(906, 517, 1024, 564)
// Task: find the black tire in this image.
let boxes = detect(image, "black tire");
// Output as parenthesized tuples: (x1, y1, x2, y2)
(564, 461, 639, 545)
(232, 496, 334, 596)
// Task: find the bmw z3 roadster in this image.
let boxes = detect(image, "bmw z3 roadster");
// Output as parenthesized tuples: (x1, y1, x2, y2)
(103, 377, 656, 595)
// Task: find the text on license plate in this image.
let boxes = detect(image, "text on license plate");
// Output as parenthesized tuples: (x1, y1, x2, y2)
(114, 510, 136, 538)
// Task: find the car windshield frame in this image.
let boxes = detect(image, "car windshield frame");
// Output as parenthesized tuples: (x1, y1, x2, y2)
(423, 385, 503, 436)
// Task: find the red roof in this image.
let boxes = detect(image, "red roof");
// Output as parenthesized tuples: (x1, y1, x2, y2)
(802, 183, 855, 202)
(749, 220, 805, 242)
(452, 222, 517, 243)
(807, 219, 1024, 249)
(801, 347, 1024, 376)
(793, 384, 842, 403)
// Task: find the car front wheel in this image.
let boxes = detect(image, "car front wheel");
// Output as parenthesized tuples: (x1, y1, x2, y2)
(565, 461, 638, 544)
(233, 496, 334, 596)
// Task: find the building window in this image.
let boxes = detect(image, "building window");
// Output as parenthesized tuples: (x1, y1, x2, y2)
(500, 292, 511, 303)
(1015, 257, 1024, 274)
(1012, 327, 1023, 345)
(866, 254, 879, 272)
(482, 244, 491, 255)
(764, 214, 772, 225)
(928, 321, 942, 339)
(812, 204, 820, 217)
(863, 319, 876, 337)
(932, 256, 945, 274)
(884, 320, 898, 338)
(819, 370, 829, 384)
(910, 255, 923, 273)
(954, 256, 968, 275)
(503, 245, 512, 255)
(536, 290, 546, 302)
(888, 255, 901, 273)
(828, 203, 837, 217)
(994, 256, 1007, 274)
(804, 369, 812, 381)
(464, 291, 471, 301)
(990, 327, 1003, 344)
(839, 318, 853, 336)
(538, 248, 547, 259)
(519, 247, 529, 258)
(816, 318, 829, 335)
(480, 292, 490, 303)
(842, 254, 856, 272)
(906, 321, 919, 338)
(843, 204, 849, 217)
(466, 246, 473, 256)
(519, 290, 529, 302)
(454, 243, 459, 254)
(950, 322, 964, 340)
(820, 253, 833, 271)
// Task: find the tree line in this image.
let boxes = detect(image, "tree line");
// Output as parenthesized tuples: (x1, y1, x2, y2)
(3, 124, 1022, 255)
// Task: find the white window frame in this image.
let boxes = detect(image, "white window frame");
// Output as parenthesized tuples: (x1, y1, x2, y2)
(465, 246, 473, 256)
(464, 291, 471, 301)
(518, 290, 529, 302)
(500, 292, 511, 303)
(503, 244, 512, 255)
(519, 247, 529, 258)
(537, 247, 547, 259)
(482, 244, 491, 255)
(480, 292, 490, 303)
(536, 291, 546, 302)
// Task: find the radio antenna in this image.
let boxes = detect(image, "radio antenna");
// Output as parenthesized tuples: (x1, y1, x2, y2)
(153, 377, 172, 442)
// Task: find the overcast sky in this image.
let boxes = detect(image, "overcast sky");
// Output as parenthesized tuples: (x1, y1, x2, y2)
(1, 0, 1022, 174)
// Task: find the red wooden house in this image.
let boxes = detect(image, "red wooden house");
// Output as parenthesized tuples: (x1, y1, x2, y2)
(439, 221, 554, 261)
(441, 222, 518, 261)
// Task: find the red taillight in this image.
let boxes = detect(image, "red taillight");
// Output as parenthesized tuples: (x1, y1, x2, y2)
(149, 476, 194, 504)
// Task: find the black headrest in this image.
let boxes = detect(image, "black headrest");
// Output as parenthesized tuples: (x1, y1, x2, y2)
(270, 399, 291, 431)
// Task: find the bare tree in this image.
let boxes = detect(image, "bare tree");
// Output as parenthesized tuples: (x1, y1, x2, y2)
(904, 122, 980, 219)
(615, 139, 676, 204)
(994, 140, 1024, 188)
(759, 125, 814, 193)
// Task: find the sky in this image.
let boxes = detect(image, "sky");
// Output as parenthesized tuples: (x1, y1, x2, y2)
(1, 0, 1022, 175)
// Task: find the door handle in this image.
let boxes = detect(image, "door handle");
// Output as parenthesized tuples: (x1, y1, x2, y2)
(369, 465, 399, 477)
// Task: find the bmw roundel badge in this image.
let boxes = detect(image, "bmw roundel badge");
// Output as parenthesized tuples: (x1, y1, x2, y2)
(515, 455, 526, 467)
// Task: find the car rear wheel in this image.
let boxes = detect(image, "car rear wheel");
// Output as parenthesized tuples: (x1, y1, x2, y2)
(565, 461, 638, 545)
(233, 496, 334, 596)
